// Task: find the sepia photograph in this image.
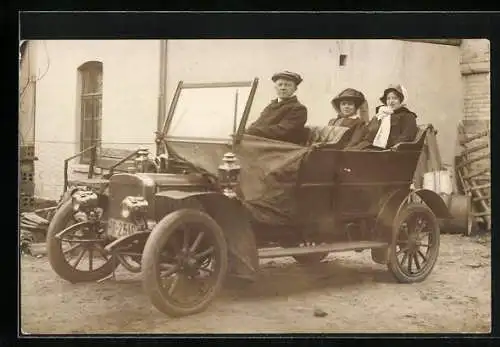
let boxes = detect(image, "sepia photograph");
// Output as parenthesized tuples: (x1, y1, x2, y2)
(19, 35, 491, 334)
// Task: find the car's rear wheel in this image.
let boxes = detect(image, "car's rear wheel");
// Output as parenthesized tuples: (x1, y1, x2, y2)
(47, 200, 118, 283)
(387, 203, 440, 283)
(141, 209, 228, 317)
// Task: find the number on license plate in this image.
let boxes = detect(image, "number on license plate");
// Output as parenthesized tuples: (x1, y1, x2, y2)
(108, 218, 138, 239)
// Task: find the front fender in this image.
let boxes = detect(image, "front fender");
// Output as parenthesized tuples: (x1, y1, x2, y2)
(154, 190, 212, 218)
(155, 190, 259, 281)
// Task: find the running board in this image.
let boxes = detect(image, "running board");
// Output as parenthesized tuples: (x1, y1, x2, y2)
(258, 241, 388, 259)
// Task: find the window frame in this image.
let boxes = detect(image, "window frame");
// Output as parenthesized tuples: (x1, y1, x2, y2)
(77, 61, 103, 164)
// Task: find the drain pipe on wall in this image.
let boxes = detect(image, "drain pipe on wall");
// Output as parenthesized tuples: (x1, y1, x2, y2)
(156, 40, 168, 156)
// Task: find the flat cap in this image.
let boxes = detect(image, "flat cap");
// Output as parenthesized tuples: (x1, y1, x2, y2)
(271, 71, 303, 85)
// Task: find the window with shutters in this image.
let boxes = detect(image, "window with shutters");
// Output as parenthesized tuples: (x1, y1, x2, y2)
(78, 61, 103, 163)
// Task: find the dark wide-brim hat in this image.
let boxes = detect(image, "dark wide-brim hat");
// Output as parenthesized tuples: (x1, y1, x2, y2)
(331, 88, 366, 110)
(380, 84, 405, 104)
(271, 71, 303, 86)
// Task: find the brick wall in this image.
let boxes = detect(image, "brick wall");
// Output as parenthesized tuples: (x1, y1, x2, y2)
(460, 39, 490, 175)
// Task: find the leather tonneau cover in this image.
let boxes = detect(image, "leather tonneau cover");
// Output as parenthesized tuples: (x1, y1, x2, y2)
(166, 134, 322, 226)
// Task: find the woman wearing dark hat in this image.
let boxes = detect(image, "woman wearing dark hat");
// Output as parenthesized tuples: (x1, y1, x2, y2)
(245, 71, 308, 145)
(348, 84, 418, 150)
(328, 88, 367, 147)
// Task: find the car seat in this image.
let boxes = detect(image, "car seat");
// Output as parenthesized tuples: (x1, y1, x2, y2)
(303, 125, 352, 147)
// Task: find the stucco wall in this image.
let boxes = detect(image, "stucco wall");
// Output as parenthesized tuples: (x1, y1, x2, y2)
(32, 39, 466, 200)
(33, 40, 160, 200)
(165, 39, 463, 166)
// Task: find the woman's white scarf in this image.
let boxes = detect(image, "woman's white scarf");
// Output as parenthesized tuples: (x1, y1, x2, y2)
(372, 85, 408, 149)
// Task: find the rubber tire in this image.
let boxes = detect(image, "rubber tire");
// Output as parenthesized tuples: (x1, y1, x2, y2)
(387, 203, 440, 283)
(141, 209, 228, 317)
(46, 200, 118, 283)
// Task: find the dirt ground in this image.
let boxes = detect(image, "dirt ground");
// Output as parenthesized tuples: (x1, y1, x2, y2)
(20, 233, 491, 335)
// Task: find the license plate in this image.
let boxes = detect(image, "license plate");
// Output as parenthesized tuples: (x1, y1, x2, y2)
(108, 218, 138, 239)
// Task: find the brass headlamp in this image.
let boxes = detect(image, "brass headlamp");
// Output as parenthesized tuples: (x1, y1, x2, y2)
(72, 190, 99, 212)
(217, 152, 241, 198)
(121, 196, 149, 219)
(134, 147, 150, 173)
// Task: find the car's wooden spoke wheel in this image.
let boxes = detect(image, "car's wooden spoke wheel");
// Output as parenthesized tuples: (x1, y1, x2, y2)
(47, 201, 118, 283)
(388, 203, 440, 283)
(141, 209, 228, 317)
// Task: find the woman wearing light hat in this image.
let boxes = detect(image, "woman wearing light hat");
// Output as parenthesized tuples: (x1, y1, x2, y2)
(328, 88, 368, 148)
(245, 71, 308, 145)
(348, 84, 418, 150)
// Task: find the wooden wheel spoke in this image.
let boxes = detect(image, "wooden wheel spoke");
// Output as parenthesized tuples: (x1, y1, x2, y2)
(167, 274, 181, 296)
(182, 226, 190, 251)
(72, 247, 87, 268)
(193, 246, 214, 260)
(401, 252, 409, 266)
(191, 274, 211, 295)
(396, 246, 410, 256)
(413, 253, 421, 270)
(408, 253, 413, 273)
(160, 263, 180, 277)
(94, 244, 110, 261)
(189, 232, 204, 253)
(417, 230, 430, 242)
(418, 249, 428, 262)
(199, 266, 214, 275)
(88, 248, 94, 271)
(63, 243, 82, 255)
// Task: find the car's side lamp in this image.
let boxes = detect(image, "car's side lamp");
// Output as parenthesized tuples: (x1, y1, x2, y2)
(218, 152, 241, 199)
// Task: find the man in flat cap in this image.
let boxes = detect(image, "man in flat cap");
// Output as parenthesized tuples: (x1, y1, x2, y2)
(245, 71, 308, 145)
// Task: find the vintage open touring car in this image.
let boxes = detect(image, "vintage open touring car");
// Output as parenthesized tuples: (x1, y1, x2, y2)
(46, 78, 451, 317)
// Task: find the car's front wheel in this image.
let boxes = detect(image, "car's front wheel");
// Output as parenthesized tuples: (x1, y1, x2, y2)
(46, 200, 118, 283)
(141, 209, 228, 317)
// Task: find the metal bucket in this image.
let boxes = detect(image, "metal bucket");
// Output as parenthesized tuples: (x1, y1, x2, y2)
(439, 193, 475, 235)
(423, 170, 453, 195)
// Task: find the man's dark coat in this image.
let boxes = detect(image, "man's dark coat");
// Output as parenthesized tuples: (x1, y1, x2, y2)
(246, 96, 307, 145)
